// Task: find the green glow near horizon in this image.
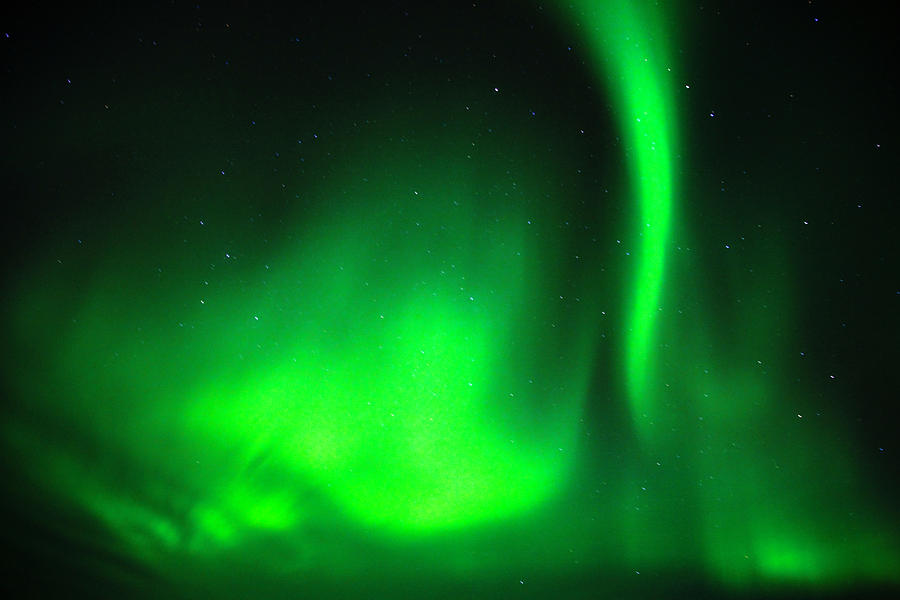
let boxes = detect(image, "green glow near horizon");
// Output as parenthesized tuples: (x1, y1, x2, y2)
(5, 104, 596, 551)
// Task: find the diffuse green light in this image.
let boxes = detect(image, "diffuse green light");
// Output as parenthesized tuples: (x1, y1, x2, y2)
(4, 95, 599, 563)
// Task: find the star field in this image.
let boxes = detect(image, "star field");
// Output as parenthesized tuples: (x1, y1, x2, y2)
(1, 1, 898, 598)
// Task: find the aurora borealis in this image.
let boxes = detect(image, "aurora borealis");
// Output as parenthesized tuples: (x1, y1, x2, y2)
(2, 1, 899, 598)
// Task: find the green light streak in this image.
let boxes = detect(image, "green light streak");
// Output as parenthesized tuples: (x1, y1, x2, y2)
(562, 0, 675, 435)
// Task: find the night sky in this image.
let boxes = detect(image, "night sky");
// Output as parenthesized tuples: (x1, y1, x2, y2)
(1, 1, 898, 598)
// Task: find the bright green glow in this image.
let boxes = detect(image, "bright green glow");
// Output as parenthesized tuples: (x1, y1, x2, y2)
(563, 0, 675, 435)
(182, 287, 569, 533)
(166, 141, 590, 534)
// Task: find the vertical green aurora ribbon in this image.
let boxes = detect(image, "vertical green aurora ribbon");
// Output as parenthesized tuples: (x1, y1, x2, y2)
(559, 0, 676, 440)
(556, 0, 899, 588)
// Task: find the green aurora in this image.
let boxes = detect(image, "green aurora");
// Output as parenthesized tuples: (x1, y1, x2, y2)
(2, 1, 898, 597)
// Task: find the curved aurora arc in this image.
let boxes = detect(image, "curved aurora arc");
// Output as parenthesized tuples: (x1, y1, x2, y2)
(2, 0, 899, 595)
(560, 0, 675, 436)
